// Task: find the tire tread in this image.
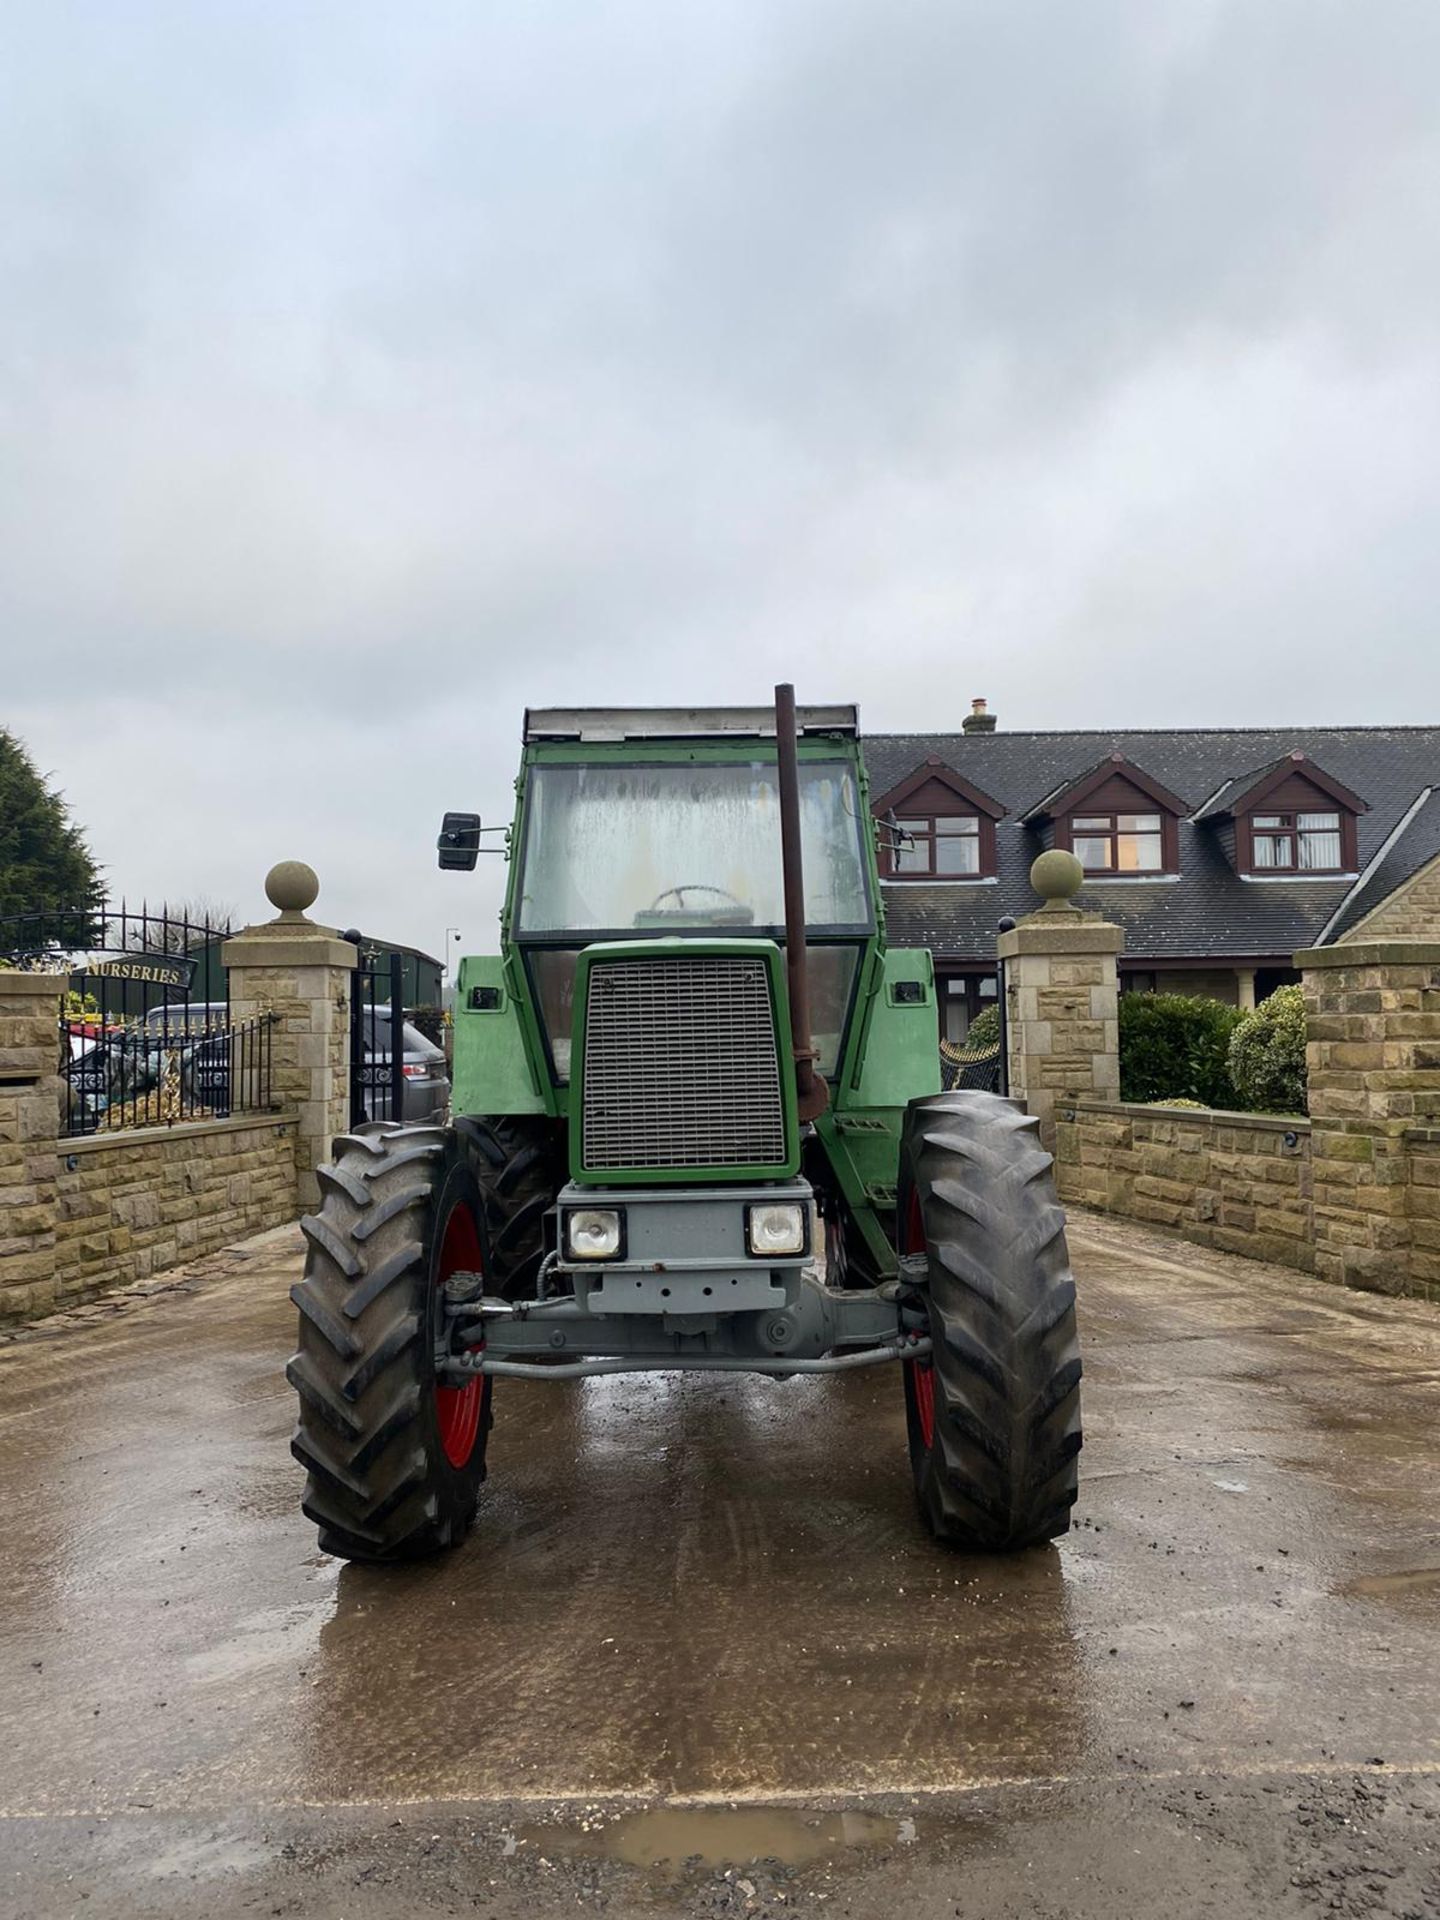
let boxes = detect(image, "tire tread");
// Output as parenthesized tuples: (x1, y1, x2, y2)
(289, 1122, 487, 1563)
(904, 1091, 1083, 1551)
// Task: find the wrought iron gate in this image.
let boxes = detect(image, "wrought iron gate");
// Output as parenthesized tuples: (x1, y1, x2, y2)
(0, 897, 278, 1136)
(349, 945, 406, 1126)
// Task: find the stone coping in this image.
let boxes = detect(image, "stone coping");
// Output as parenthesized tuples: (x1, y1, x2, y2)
(0, 970, 68, 998)
(1055, 1097, 1310, 1134)
(998, 921, 1125, 959)
(1294, 940, 1440, 968)
(222, 931, 357, 970)
(62, 1109, 298, 1155)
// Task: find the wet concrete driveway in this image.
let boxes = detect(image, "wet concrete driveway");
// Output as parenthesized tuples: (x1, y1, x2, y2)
(3, 1212, 1440, 1917)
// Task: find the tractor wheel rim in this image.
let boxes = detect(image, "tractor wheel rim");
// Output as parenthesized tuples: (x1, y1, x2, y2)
(903, 1186, 935, 1452)
(434, 1197, 484, 1470)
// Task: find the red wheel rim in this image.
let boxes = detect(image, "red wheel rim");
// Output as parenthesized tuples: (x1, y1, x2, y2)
(434, 1198, 484, 1470)
(903, 1187, 935, 1451)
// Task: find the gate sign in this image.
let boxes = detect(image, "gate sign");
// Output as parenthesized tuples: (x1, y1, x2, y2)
(87, 952, 198, 990)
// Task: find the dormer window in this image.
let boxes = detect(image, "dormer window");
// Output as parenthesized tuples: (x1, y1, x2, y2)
(1252, 810, 1343, 872)
(1020, 754, 1186, 878)
(872, 759, 1005, 882)
(1191, 751, 1366, 878)
(894, 813, 981, 876)
(1072, 811, 1164, 874)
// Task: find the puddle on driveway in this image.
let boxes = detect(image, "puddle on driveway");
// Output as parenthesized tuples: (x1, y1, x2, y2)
(519, 1803, 941, 1875)
(1340, 1567, 1440, 1601)
(145, 1829, 273, 1881)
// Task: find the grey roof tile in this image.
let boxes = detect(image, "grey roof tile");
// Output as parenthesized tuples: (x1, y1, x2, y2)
(1324, 787, 1440, 940)
(864, 725, 1440, 966)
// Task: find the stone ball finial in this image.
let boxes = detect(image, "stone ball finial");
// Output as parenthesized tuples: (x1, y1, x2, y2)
(1030, 848, 1084, 907)
(265, 860, 320, 918)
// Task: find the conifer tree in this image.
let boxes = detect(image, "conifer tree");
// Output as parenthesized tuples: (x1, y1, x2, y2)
(0, 729, 103, 936)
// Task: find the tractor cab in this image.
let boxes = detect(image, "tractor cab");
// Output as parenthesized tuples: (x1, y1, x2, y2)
(507, 705, 875, 1092)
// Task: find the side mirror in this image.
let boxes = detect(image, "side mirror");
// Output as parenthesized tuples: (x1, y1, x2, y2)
(437, 812, 482, 871)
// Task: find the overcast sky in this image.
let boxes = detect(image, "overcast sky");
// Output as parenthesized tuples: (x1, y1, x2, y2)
(4, 1, 1438, 958)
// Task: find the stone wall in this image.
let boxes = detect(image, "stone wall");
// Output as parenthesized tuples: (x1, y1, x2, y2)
(2, 869, 373, 1325)
(1054, 934, 1440, 1303)
(224, 921, 355, 1211)
(999, 908, 1123, 1148)
(1, 964, 304, 1329)
(1055, 1099, 1314, 1272)
(1298, 939, 1440, 1300)
(1407, 1128, 1440, 1296)
(50, 1114, 297, 1311)
(0, 972, 67, 1323)
(1339, 852, 1440, 943)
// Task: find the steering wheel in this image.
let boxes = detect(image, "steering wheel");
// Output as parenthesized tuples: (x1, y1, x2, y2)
(648, 885, 749, 914)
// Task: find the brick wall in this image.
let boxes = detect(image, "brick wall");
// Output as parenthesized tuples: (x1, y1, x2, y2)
(1055, 1099, 1314, 1272)
(46, 1114, 297, 1315)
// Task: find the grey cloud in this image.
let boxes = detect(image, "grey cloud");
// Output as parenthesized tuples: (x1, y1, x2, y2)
(2, 1, 1437, 943)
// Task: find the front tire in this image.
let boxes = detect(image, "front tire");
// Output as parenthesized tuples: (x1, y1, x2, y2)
(287, 1122, 492, 1563)
(900, 1092, 1082, 1550)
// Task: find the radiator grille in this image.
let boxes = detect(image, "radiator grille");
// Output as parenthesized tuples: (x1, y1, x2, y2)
(581, 954, 787, 1171)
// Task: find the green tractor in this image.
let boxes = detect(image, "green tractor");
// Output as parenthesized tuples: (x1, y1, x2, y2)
(288, 691, 1081, 1561)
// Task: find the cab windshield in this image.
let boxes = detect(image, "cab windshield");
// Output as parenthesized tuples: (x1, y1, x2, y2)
(515, 760, 872, 935)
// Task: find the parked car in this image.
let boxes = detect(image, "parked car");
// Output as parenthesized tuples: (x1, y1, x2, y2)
(140, 1003, 232, 1112)
(62, 1024, 165, 1132)
(354, 1016, 450, 1123)
(64, 1028, 116, 1131)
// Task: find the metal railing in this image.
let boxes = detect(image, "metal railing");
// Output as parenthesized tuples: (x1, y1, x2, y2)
(61, 1010, 276, 1137)
(0, 897, 283, 1136)
(0, 899, 230, 994)
(349, 945, 406, 1126)
(939, 1037, 1002, 1094)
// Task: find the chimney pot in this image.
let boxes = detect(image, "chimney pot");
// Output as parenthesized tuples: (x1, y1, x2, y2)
(961, 696, 998, 736)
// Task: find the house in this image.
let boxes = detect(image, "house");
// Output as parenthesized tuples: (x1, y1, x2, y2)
(865, 701, 1440, 1044)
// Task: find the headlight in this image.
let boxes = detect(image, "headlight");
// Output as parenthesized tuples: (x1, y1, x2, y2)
(746, 1202, 807, 1258)
(565, 1207, 624, 1260)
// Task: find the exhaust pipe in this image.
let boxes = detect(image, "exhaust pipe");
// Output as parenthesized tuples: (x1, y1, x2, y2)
(775, 683, 830, 1123)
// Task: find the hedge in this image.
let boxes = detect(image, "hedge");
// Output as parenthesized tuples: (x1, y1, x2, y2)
(1227, 983, 1308, 1116)
(964, 1004, 1001, 1051)
(1119, 992, 1243, 1109)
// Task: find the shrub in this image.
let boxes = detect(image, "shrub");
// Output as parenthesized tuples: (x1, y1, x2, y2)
(1119, 992, 1243, 1109)
(1227, 984, 1308, 1115)
(964, 1004, 1001, 1051)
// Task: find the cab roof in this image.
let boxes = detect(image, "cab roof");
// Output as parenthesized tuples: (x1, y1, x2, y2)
(523, 704, 859, 744)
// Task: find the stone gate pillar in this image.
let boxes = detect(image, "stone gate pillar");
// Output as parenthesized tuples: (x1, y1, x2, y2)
(1296, 938, 1440, 1298)
(998, 852, 1124, 1150)
(223, 863, 357, 1212)
(0, 971, 66, 1322)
